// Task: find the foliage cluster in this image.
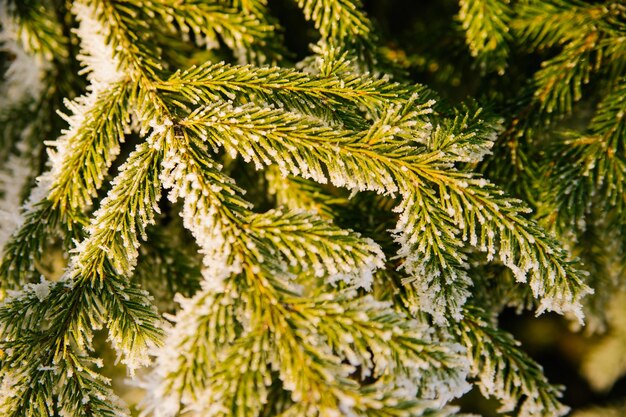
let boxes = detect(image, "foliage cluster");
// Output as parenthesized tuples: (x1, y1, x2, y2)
(0, 1, 625, 416)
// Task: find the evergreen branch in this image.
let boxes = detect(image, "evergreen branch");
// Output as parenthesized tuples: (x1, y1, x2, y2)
(2, 1, 619, 415)
(105, 279, 163, 376)
(0, 349, 56, 416)
(177, 321, 458, 417)
(266, 167, 347, 219)
(247, 209, 384, 285)
(178, 98, 434, 193)
(246, 268, 442, 417)
(146, 214, 457, 416)
(290, 291, 470, 404)
(180, 330, 274, 417)
(1, 138, 165, 414)
(2, 0, 67, 59)
(181, 97, 591, 319)
(591, 78, 626, 153)
(395, 188, 472, 324)
(1, 286, 92, 375)
(78, 0, 175, 134)
(0, 3, 62, 262)
(56, 358, 129, 417)
(163, 126, 386, 288)
(427, 106, 500, 164)
(70, 140, 164, 281)
(160, 125, 257, 284)
(458, 0, 512, 74)
(158, 62, 411, 114)
(153, 131, 399, 412)
(514, 0, 626, 114)
(251, 267, 464, 417)
(532, 38, 597, 114)
(295, 0, 370, 40)
(441, 178, 590, 320)
(455, 306, 568, 417)
(0, 201, 57, 288)
(0, 277, 57, 336)
(513, 0, 608, 50)
(230, 0, 272, 17)
(0, 283, 129, 417)
(46, 79, 135, 214)
(146, 0, 283, 63)
(146, 268, 354, 416)
(144, 283, 241, 416)
(276, 397, 457, 417)
(50, 139, 164, 373)
(537, 79, 626, 233)
(537, 137, 609, 234)
(1, 2, 131, 290)
(0, 200, 86, 289)
(87, 0, 163, 81)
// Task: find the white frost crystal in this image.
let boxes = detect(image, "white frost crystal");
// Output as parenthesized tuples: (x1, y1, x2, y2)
(72, 2, 124, 86)
(32, 276, 51, 301)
